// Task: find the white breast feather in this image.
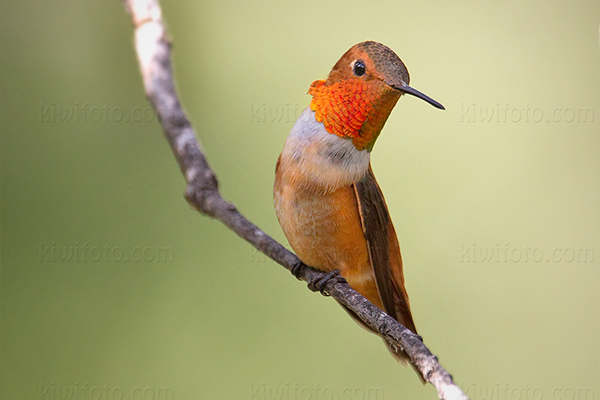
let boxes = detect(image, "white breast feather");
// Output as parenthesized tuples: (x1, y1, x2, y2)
(280, 108, 370, 192)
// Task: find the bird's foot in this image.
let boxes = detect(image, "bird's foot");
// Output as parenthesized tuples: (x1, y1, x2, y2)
(307, 269, 344, 296)
(290, 260, 306, 280)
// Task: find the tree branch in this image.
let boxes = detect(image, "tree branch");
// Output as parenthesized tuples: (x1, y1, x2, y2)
(121, 1, 468, 399)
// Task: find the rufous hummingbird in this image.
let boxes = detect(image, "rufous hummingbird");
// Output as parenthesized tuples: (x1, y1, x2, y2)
(274, 41, 444, 370)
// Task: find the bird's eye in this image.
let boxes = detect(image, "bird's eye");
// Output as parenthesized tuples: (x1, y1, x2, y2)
(353, 60, 366, 76)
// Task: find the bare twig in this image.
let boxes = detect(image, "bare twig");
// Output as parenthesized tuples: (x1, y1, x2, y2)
(121, 1, 468, 399)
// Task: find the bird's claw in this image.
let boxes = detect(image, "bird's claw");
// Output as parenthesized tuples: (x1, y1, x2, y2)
(290, 260, 306, 280)
(307, 269, 343, 296)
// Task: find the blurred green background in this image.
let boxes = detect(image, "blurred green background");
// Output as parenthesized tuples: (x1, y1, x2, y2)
(1, 0, 599, 399)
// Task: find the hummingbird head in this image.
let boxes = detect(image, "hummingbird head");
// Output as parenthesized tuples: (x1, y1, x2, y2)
(308, 41, 444, 151)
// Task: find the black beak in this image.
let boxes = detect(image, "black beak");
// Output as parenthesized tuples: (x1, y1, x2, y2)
(392, 83, 445, 110)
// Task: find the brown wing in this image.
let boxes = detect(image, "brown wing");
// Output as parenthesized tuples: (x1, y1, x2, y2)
(353, 164, 417, 335)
